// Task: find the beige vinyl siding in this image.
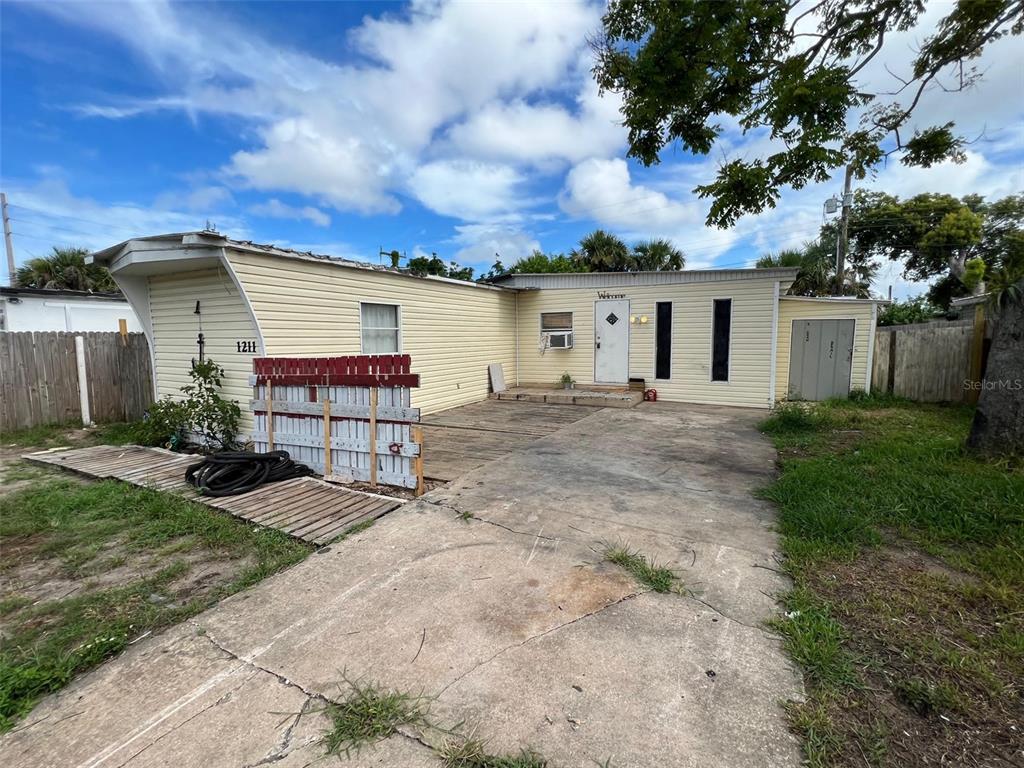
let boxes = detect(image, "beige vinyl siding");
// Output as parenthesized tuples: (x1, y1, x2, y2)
(148, 268, 259, 427)
(776, 298, 876, 397)
(517, 276, 781, 408)
(226, 250, 517, 415)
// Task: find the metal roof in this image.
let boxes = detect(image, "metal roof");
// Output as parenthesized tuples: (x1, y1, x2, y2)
(89, 232, 513, 292)
(489, 268, 800, 289)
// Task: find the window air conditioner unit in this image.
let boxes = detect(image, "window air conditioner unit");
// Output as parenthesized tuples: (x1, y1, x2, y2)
(545, 331, 573, 349)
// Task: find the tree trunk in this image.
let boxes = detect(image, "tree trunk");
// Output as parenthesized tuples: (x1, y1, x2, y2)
(967, 286, 1024, 456)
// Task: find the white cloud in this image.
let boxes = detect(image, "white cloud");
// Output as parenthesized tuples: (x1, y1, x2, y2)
(558, 158, 742, 268)
(250, 198, 331, 227)
(449, 223, 540, 268)
(37, 0, 605, 221)
(2, 173, 247, 269)
(409, 160, 529, 220)
(445, 84, 624, 167)
(154, 185, 234, 212)
(229, 119, 402, 215)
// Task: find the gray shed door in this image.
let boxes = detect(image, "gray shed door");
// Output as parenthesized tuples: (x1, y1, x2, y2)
(788, 319, 855, 400)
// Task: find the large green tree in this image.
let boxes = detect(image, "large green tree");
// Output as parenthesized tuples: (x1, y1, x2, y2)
(594, 0, 1024, 227)
(15, 247, 118, 292)
(845, 191, 1023, 306)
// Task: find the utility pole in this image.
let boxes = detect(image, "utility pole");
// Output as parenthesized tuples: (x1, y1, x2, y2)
(835, 165, 854, 296)
(1, 193, 15, 287)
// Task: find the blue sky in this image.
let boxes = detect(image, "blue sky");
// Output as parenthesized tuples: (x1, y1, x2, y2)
(2, 1, 1022, 297)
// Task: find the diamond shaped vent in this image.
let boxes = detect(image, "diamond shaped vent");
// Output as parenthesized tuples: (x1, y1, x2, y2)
(605, 313, 619, 325)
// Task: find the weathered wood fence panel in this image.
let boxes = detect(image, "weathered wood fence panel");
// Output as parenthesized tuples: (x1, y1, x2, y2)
(0, 331, 154, 431)
(872, 321, 973, 402)
(249, 355, 424, 493)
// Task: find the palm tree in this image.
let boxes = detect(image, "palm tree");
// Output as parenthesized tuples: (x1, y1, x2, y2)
(757, 245, 877, 298)
(632, 239, 685, 271)
(15, 247, 118, 292)
(572, 230, 634, 272)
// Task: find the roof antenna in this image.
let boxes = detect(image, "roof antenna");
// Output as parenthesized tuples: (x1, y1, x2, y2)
(204, 220, 218, 233)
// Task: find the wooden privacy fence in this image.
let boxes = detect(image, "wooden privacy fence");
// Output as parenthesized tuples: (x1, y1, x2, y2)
(250, 355, 424, 494)
(0, 331, 154, 432)
(871, 318, 986, 403)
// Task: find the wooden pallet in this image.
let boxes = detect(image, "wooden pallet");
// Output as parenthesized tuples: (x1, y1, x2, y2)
(23, 445, 401, 545)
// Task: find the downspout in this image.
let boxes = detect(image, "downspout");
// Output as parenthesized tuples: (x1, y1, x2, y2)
(768, 280, 780, 405)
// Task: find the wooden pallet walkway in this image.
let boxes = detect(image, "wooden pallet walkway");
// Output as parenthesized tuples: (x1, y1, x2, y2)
(24, 445, 402, 545)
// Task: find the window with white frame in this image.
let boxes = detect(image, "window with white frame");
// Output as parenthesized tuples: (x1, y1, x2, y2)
(540, 311, 573, 349)
(360, 303, 400, 353)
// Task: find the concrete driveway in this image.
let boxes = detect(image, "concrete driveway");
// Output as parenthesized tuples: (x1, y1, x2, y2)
(0, 402, 804, 768)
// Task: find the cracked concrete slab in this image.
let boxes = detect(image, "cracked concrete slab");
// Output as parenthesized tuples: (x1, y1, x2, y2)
(426, 593, 802, 768)
(0, 401, 803, 767)
(195, 508, 640, 698)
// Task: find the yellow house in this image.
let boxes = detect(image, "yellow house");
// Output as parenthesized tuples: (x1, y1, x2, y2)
(90, 232, 885, 433)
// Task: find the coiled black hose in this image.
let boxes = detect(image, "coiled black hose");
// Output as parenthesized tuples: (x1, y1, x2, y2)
(185, 451, 314, 497)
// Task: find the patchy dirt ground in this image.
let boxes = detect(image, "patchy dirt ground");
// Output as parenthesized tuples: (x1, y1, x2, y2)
(797, 544, 1023, 768)
(0, 443, 310, 731)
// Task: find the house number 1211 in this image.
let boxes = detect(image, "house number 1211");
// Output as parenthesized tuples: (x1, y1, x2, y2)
(236, 340, 257, 353)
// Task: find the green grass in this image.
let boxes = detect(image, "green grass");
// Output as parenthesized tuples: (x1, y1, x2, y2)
(0, 422, 78, 449)
(440, 739, 548, 768)
(0, 477, 311, 731)
(761, 400, 1023, 577)
(0, 420, 149, 451)
(323, 677, 431, 757)
(603, 543, 680, 593)
(760, 398, 1024, 766)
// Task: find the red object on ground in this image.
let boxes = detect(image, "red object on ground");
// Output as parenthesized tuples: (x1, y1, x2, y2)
(644, 388, 657, 402)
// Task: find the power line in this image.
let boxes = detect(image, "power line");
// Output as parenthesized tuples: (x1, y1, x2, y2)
(7, 203, 151, 234)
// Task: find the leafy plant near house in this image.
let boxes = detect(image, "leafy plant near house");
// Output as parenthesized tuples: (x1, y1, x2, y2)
(559, 372, 575, 389)
(180, 360, 241, 450)
(876, 296, 945, 327)
(134, 359, 240, 451)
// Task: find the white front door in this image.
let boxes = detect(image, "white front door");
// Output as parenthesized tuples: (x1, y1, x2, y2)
(594, 299, 629, 383)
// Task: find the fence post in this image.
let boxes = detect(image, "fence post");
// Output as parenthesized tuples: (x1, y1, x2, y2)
(368, 386, 378, 487)
(412, 425, 424, 497)
(266, 383, 275, 451)
(322, 395, 332, 476)
(75, 335, 92, 426)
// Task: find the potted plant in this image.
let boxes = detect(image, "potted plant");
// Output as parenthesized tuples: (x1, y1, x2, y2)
(560, 372, 575, 390)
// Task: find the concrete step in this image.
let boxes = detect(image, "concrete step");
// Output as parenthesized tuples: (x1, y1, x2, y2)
(490, 388, 643, 408)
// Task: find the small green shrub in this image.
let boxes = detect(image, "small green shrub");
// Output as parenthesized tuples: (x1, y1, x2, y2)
(132, 398, 189, 448)
(181, 359, 240, 450)
(130, 359, 240, 451)
(761, 402, 821, 434)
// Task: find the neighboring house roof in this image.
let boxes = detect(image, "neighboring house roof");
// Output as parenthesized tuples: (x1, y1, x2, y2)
(0, 286, 127, 302)
(950, 293, 990, 308)
(489, 268, 800, 289)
